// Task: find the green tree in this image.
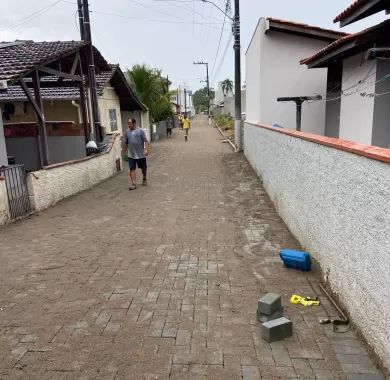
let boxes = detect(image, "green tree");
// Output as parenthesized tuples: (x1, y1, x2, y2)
(221, 79, 234, 96)
(192, 87, 215, 113)
(127, 64, 172, 122)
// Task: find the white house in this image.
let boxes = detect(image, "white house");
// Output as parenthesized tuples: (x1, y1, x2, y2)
(301, 2, 390, 148)
(245, 18, 347, 134)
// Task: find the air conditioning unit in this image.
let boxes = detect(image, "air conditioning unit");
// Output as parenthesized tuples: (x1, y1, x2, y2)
(0, 80, 8, 90)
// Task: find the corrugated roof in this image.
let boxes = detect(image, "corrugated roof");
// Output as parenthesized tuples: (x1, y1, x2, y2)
(0, 40, 110, 82)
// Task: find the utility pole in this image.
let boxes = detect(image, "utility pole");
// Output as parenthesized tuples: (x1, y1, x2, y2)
(201, 0, 240, 150)
(178, 85, 181, 114)
(193, 61, 211, 125)
(233, 0, 242, 150)
(184, 88, 187, 114)
(77, 0, 85, 40)
(80, 0, 103, 143)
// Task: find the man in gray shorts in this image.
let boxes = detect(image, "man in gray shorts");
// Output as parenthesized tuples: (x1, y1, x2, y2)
(123, 118, 150, 190)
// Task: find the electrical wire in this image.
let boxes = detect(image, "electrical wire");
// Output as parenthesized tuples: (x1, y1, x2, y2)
(0, 0, 64, 32)
(126, 0, 184, 22)
(308, 73, 390, 103)
(148, 0, 222, 23)
(210, 0, 229, 76)
(91, 9, 226, 30)
(308, 60, 377, 102)
(211, 31, 233, 83)
(360, 90, 390, 97)
(91, 25, 118, 63)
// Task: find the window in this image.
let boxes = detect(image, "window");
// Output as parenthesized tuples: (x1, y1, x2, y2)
(108, 109, 118, 131)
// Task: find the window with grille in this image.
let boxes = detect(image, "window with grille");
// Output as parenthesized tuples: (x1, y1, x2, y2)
(108, 109, 118, 131)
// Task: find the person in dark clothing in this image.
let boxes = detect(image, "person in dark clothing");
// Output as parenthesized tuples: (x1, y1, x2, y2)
(167, 117, 173, 138)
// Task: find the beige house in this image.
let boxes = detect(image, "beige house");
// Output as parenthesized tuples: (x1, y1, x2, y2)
(0, 64, 148, 171)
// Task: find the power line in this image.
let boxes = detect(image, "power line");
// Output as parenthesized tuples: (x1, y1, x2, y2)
(360, 90, 390, 97)
(211, 31, 233, 83)
(148, 0, 222, 22)
(211, 0, 230, 76)
(0, 0, 64, 32)
(91, 25, 118, 63)
(126, 0, 184, 22)
(91, 9, 227, 30)
(307, 73, 390, 103)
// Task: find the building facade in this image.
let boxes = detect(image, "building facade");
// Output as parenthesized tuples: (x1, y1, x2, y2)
(245, 18, 346, 134)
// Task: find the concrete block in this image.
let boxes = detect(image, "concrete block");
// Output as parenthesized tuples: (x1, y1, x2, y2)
(257, 307, 284, 323)
(262, 317, 292, 342)
(258, 293, 281, 315)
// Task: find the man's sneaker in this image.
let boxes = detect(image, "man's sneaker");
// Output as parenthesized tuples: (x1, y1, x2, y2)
(129, 184, 136, 191)
(142, 178, 147, 186)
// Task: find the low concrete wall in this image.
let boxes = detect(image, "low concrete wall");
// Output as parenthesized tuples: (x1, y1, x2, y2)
(0, 177, 10, 225)
(244, 121, 390, 369)
(28, 134, 122, 212)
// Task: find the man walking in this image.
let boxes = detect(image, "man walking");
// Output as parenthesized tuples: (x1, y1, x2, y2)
(182, 113, 190, 141)
(123, 118, 150, 190)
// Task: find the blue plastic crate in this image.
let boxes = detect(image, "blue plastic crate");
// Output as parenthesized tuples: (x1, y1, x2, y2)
(279, 249, 311, 271)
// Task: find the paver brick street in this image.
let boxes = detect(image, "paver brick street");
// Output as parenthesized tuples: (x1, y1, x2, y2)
(0, 116, 384, 379)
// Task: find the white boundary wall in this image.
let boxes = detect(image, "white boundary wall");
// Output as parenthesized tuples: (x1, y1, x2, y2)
(28, 134, 122, 212)
(0, 179, 10, 225)
(244, 122, 390, 369)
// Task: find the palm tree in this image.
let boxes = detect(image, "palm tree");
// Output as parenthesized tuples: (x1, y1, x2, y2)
(127, 64, 172, 122)
(221, 79, 234, 96)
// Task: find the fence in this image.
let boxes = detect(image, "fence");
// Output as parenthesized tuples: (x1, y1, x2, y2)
(0, 165, 31, 220)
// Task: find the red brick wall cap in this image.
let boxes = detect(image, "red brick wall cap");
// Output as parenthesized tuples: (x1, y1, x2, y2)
(246, 121, 390, 164)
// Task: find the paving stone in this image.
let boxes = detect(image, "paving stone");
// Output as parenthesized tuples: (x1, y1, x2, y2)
(347, 374, 384, 380)
(271, 348, 293, 367)
(337, 354, 375, 365)
(262, 317, 293, 342)
(258, 293, 282, 316)
(292, 358, 315, 379)
(176, 330, 191, 346)
(242, 365, 261, 380)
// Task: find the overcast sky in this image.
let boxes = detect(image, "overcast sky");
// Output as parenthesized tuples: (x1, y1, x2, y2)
(0, 0, 387, 91)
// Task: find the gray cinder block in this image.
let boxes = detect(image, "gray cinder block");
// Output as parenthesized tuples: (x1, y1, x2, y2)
(262, 317, 293, 342)
(257, 307, 284, 323)
(258, 293, 281, 315)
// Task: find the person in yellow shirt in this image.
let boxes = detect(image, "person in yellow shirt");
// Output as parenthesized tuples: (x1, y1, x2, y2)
(182, 114, 191, 141)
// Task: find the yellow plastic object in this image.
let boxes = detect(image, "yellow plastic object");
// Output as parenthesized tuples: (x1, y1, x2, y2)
(290, 294, 320, 307)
